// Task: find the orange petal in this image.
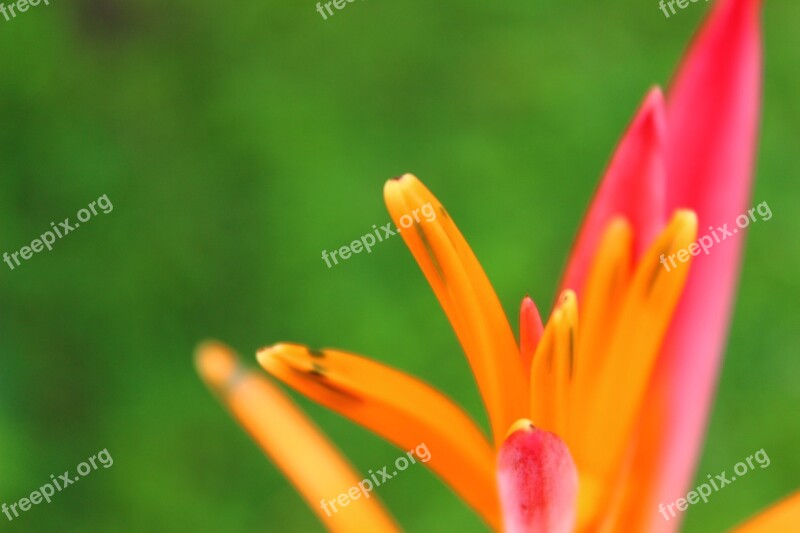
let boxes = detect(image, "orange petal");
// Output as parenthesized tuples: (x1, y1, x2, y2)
(529, 306, 558, 433)
(732, 491, 800, 532)
(529, 291, 578, 438)
(195, 341, 399, 533)
(257, 342, 501, 529)
(497, 420, 578, 533)
(571, 210, 697, 514)
(384, 174, 527, 446)
(570, 216, 633, 407)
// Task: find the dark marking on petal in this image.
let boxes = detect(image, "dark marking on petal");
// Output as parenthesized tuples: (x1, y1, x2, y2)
(308, 348, 325, 358)
(309, 362, 326, 377)
(568, 326, 575, 379)
(646, 243, 673, 295)
(287, 366, 362, 402)
(415, 222, 445, 281)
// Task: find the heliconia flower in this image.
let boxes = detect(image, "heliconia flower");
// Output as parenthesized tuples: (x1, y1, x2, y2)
(196, 0, 799, 531)
(251, 174, 696, 531)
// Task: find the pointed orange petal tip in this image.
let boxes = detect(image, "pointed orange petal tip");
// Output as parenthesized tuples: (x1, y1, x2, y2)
(256, 343, 280, 365)
(670, 209, 698, 238)
(195, 341, 242, 393)
(383, 173, 418, 195)
(498, 419, 578, 533)
(257, 343, 313, 372)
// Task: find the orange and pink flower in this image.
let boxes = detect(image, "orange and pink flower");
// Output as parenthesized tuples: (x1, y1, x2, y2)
(196, 0, 799, 530)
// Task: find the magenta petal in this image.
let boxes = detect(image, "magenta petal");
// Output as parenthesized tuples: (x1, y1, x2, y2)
(497, 422, 578, 533)
(560, 87, 667, 299)
(639, 0, 764, 527)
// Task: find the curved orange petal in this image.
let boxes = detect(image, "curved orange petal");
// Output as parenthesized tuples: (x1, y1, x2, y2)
(571, 217, 633, 396)
(384, 174, 527, 447)
(257, 342, 501, 529)
(569, 211, 697, 528)
(195, 341, 399, 533)
(529, 290, 577, 438)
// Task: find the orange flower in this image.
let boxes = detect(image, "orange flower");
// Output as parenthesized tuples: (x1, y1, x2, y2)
(196, 0, 798, 530)
(196, 177, 796, 531)
(251, 173, 698, 531)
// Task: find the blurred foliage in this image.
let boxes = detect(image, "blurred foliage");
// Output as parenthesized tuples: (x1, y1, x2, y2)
(0, 0, 797, 531)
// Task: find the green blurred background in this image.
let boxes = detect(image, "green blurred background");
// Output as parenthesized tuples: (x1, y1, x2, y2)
(1, 0, 797, 531)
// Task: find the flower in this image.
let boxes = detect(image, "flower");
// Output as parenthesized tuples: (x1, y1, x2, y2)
(250, 173, 697, 531)
(196, 0, 799, 531)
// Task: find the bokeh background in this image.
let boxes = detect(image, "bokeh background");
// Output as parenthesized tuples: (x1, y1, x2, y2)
(0, 0, 797, 531)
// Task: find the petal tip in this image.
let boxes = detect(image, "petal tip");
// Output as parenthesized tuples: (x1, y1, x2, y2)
(505, 418, 536, 439)
(637, 86, 668, 142)
(383, 173, 418, 194)
(195, 340, 240, 393)
(257, 343, 292, 368)
(672, 208, 699, 232)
